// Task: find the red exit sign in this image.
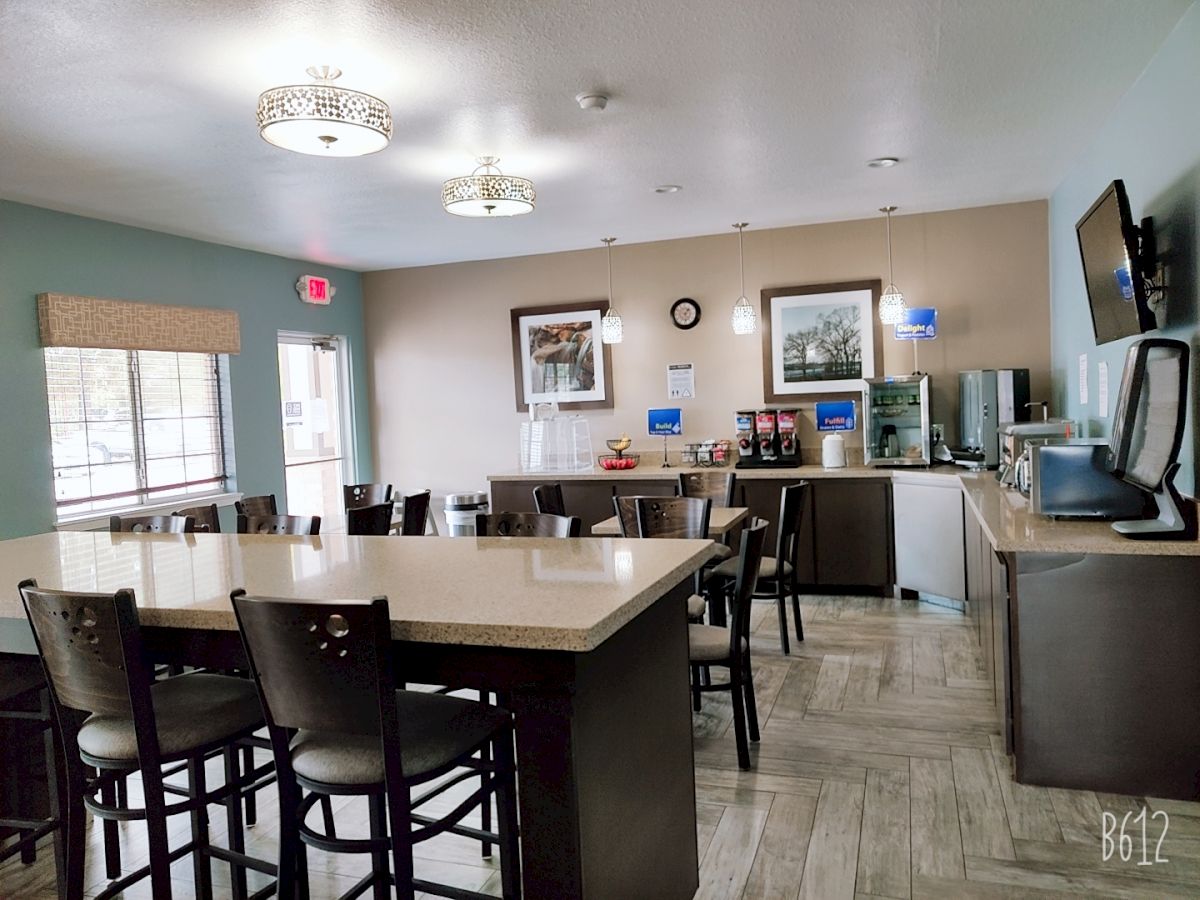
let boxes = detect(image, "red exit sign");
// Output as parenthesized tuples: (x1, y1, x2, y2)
(296, 275, 334, 306)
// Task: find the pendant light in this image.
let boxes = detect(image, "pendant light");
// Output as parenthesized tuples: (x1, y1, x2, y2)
(600, 238, 623, 344)
(442, 157, 536, 217)
(730, 223, 756, 335)
(257, 66, 392, 157)
(878, 205, 908, 325)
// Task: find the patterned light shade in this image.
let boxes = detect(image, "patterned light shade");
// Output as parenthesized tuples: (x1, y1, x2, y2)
(879, 283, 908, 324)
(257, 67, 391, 157)
(601, 309, 624, 344)
(442, 157, 536, 217)
(731, 296, 757, 335)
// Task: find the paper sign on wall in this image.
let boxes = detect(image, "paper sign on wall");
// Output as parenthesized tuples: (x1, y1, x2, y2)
(648, 408, 683, 436)
(1098, 361, 1109, 418)
(1078, 354, 1089, 405)
(667, 363, 695, 399)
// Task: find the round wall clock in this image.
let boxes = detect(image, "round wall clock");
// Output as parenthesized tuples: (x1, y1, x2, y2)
(670, 297, 701, 330)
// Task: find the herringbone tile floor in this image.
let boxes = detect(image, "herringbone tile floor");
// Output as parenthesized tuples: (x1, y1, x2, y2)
(4, 595, 1199, 898)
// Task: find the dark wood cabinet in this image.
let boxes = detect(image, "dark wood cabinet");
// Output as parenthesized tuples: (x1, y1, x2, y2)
(962, 510, 1010, 748)
(611, 480, 676, 497)
(811, 481, 893, 589)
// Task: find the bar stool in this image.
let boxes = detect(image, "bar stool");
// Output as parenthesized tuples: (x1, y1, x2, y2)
(109, 514, 194, 533)
(344, 483, 393, 509)
(173, 504, 221, 533)
(235, 495, 277, 517)
(399, 490, 432, 536)
(17, 580, 274, 900)
(237, 514, 321, 535)
(477, 511, 580, 537)
(0, 655, 59, 878)
(532, 483, 566, 516)
(230, 591, 522, 900)
(678, 471, 737, 562)
(615, 496, 713, 623)
(347, 502, 394, 536)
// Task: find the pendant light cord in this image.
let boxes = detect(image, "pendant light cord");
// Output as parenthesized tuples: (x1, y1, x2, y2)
(602, 237, 617, 311)
(883, 207, 896, 284)
(738, 225, 746, 297)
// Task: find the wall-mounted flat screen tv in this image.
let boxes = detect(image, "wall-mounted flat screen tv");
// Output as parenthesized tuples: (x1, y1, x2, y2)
(1075, 179, 1157, 345)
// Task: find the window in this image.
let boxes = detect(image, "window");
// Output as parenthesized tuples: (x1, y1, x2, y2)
(44, 348, 229, 517)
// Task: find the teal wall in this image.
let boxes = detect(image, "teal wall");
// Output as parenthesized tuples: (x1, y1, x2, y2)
(1049, 3, 1200, 495)
(0, 201, 371, 538)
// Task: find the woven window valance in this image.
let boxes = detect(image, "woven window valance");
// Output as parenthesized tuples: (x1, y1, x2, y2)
(36, 293, 240, 354)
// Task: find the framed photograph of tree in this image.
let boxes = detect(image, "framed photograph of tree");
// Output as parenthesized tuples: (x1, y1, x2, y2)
(761, 280, 882, 401)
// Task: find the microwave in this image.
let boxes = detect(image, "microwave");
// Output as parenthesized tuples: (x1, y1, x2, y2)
(1028, 439, 1147, 519)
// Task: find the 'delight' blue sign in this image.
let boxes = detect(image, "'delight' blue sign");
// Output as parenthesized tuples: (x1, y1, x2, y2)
(816, 401, 856, 432)
(648, 407, 683, 436)
(894, 307, 937, 340)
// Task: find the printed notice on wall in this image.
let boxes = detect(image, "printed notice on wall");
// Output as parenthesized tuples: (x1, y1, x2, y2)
(1098, 361, 1109, 417)
(667, 363, 696, 399)
(1078, 354, 1089, 405)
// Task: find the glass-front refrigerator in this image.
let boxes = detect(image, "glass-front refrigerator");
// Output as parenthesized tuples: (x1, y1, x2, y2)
(863, 374, 932, 466)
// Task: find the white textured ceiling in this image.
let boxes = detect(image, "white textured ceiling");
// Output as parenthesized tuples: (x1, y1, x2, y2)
(0, 0, 1191, 270)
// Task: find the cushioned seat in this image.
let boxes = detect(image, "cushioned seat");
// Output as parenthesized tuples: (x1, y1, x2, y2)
(290, 690, 511, 785)
(688, 624, 745, 662)
(686, 594, 707, 619)
(708, 543, 735, 562)
(711, 555, 793, 581)
(76, 673, 263, 761)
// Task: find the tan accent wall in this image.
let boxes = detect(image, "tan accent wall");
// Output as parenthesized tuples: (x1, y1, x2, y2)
(363, 201, 1050, 496)
(37, 293, 241, 354)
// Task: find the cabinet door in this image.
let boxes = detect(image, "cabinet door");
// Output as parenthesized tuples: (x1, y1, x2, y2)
(991, 551, 1013, 751)
(739, 479, 815, 584)
(812, 481, 893, 587)
(892, 481, 967, 602)
(612, 479, 677, 497)
(561, 483, 617, 533)
(489, 481, 537, 514)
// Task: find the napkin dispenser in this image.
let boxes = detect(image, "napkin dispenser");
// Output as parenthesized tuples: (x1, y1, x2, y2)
(1028, 439, 1147, 519)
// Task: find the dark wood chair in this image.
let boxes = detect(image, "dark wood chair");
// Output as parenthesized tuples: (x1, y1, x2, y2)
(678, 472, 737, 562)
(633, 496, 713, 622)
(532, 483, 566, 516)
(612, 495, 640, 537)
(476, 512, 580, 538)
(17, 580, 272, 900)
(234, 495, 277, 517)
(711, 481, 810, 654)
(173, 504, 220, 533)
(400, 490, 432, 536)
(0, 655, 58, 875)
(688, 518, 769, 770)
(230, 592, 521, 900)
(347, 502, 394, 536)
(109, 514, 194, 534)
(343, 483, 392, 509)
(237, 514, 321, 536)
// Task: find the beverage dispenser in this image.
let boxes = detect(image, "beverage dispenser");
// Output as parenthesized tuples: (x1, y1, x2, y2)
(777, 409, 799, 457)
(755, 410, 778, 459)
(735, 410, 756, 459)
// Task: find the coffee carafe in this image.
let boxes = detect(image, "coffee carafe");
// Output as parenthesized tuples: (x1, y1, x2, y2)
(878, 424, 899, 458)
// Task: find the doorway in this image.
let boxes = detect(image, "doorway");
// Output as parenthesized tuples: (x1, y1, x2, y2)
(277, 333, 354, 526)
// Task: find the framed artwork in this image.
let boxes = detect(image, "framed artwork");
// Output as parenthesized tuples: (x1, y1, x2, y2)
(761, 280, 882, 401)
(510, 300, 614, 412)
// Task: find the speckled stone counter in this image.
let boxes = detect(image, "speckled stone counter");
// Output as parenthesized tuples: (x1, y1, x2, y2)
(0, 531, 713, 652)
(959, 472, 1200, 556)
(489, 464, 913, 482)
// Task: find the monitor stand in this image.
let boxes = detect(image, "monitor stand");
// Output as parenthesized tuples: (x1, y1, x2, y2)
(1112, 463, 1198, 540)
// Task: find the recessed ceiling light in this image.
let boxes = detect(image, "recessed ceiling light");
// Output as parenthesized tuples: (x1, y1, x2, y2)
(654, 184, 682, 194)
(867, 157, 899, 168)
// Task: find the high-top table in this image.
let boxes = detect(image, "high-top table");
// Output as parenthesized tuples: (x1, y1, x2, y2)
(0, 531, 712, 899)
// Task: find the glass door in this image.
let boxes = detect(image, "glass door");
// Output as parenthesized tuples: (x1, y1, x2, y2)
(277, 333, 353, 525)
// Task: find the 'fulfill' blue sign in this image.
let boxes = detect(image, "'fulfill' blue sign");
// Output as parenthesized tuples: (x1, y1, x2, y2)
(894, 307, 938, 340)
(816, 401, 856, 432)
(648, 407, 683, 436)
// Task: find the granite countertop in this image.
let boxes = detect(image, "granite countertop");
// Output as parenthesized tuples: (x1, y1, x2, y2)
(0, 532, 713, 652)
(489, 464, 964, 482)
(959, 473, 1200, 556)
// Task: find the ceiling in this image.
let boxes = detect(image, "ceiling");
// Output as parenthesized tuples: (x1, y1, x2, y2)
(0, 0, 1191, 271)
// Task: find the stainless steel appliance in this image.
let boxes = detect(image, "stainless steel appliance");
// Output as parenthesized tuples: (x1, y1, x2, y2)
(863, 375, 931, 467)
(957, 369, 1030, 469)
(997, 419, 1076, 486)
(1027, 439, 1146, 519)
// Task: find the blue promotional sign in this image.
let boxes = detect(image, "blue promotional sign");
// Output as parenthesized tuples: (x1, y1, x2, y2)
(816, 401, 856, 432)
(648, 407, 683, 436)
(894, 307, 938, 340)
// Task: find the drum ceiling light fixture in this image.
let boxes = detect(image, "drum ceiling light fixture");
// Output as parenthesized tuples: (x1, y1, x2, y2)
(442, 157, 536, 217)
(600, 238, 623, 344)
(257, 66, 392, 157)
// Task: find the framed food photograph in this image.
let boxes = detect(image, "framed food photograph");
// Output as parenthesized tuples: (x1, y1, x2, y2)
(510, 300, 614, 412)
(761, 280, 882, 401)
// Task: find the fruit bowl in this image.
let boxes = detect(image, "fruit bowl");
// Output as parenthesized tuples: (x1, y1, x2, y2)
(598, 453, 640, 470)
(605, 436, 632, 454)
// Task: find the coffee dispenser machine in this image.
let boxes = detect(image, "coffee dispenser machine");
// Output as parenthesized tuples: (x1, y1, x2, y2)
(735, 410, 756, 460)
(756, 410, 778, 458)
(777, 409, 799, 458)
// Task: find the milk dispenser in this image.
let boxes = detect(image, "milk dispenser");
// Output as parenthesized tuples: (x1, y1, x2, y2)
(777, 409, 799, 458)
(735, 410, 756, 460)
(756, 410, 778, 458)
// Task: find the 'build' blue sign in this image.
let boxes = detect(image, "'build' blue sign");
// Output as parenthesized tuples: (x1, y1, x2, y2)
(894, 307, 937, 340)
(648, 407, 683, 435)
(816, 401, 856, 432)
